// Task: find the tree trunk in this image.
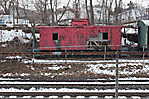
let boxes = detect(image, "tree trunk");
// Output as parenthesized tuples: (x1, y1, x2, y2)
(16, 0, 19, 24)
(107, 0, 114, 24)
(114, 0, 118, 24)
(0, 0, 14, 15)
(74, 0, 80, 19)
(85, 0, 90, 21)
(54, 0, 58, 25)
(90, 0, 94, 25)
(50, 0, 55, 25)
(43, 0, 48, 24)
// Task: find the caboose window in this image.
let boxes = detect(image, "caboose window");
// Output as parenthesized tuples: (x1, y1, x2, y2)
(53, 32, 58, 40)
(99, 32, 108, 40)
(102, 32, 108, 40)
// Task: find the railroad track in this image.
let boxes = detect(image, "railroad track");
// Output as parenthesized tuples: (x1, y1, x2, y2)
(1, 82, 149, 90)
(1, 79, 149, 85)
(1, 80, 149, 89)
(1, 79, 149, 82)
(1, 80, 149, 98)
(1, 81, 149, 86)
(0, 91, 149, 97)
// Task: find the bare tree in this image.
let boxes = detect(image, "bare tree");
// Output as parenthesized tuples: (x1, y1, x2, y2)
(50, 0, 55, 25)
(85, 0, 90, 20)
(16, 0, 19, 24)
(97, 0, 123, 24)
(114, 0, 123, 24)
(73, 0, 80, 19)
(97, 0, 114, 24)
(89, 0, 94, 25)
(57, 0, 71, 22)
(107, 0, 114, 24)
(34, 0, 62, 25)
(0, 0, 14, 15)
(98, 0, 104, 23)
(54, 0, 58, 23)
(34, 0, 50, 24)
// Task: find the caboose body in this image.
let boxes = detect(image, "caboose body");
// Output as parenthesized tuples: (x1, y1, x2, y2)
(37, 20, 122, 51)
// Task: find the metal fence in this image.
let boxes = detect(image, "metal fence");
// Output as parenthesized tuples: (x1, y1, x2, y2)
(0, 44, 149, 98)
(0, 44, 148, 79)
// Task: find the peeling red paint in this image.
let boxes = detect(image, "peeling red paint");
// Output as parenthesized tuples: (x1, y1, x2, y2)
(37, 25, 122, 50)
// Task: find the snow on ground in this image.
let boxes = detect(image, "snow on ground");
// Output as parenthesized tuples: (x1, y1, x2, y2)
(6, 56, 23, 59)
(1, 81, 149, 85)
(21, 58, 149, 78)
(0, 78, 22, 80)
(2, 73, 30, 77)
(47, 65, 71, 71)
(1, 57, 149, 79)
(24, 59, 116, 64)
(87, 61, 149, 76)
(0, 88, 148, 93)
(24, 59, 149, 64)
(0, 30, 25, 42)
(0, 30, 39, 43)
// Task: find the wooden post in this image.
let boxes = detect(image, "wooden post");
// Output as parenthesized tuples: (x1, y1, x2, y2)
(115, 51, 119, 99)
(104, 45, 106, 60)
(143, 45, 145, 68)
(31, 27, 37, 49)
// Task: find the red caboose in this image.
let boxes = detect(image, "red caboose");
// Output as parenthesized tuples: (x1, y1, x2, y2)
(37, 20, 122, 51)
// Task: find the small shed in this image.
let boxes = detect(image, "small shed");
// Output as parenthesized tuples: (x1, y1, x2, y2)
(138, 20, 149, 48)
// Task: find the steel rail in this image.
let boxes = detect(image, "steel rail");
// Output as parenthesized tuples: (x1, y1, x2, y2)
(0, 83, 149, 87)
(0, 81, 149, 88)
(0, 79, 149, 82)
(0, 84, 149, 88)
(0, 92, 148, 97)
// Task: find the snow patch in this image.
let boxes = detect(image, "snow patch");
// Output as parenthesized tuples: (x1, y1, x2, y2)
(0, 30, 39, 43)
(87, 61, 149, 76)
(46, 65, 71, 71)
(0, 88, 148, 93)
(6, 56, 22, 59)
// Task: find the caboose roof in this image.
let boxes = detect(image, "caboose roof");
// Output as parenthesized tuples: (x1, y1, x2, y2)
(36, 25, 123, 29)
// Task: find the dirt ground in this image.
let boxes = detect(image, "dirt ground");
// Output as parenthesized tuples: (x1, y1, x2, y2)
(0, 60, 103, 80)
(1, 58, 149, 80)
(0, 42, 149, 80)
(0, 41, 103, 80)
